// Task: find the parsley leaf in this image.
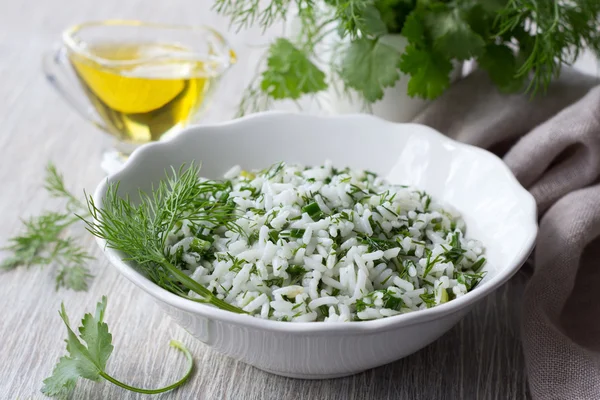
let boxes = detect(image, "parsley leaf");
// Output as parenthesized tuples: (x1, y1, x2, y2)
(426, 8, 485, 61)
(357, 5, 388, 37)
(400, 10, 426, 48)
(260, 38, 327, 100)
(374, 0, 415, 33)
(399, 45, 452, 99)
(42, 296, 194, 398)
(478, 44, 524, 92)
(340, 38, 402, 102)
(333, 0, 386, 38)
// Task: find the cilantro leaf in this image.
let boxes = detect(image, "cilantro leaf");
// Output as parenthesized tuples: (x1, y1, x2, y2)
(78, 298, 113, 370)
(333, 0, 386, 38)
(374, 0, 415, 33)
(260, 38, 327, 100)
(401, 10, 426, 48)
(40, 357, 80, 399)
(340, 38, 402, 102)
(399, 45, 452, 99)
(479, 0, 508, 13)
(479, 44, 524, 92)
(41, 296, 194, 398)
(360, 5, 388, 36)
(426, 8, 485, 60)
(42, 301, 106, 398)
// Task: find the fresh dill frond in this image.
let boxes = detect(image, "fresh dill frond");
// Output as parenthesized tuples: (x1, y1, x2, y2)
(2, 163, 93, 291)
(53, 238, 94, 291)
(45, 163, 85, 212)
(85, 164, 246, 314)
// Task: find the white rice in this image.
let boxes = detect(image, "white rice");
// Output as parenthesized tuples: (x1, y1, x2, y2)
(166, 161, 486, 322)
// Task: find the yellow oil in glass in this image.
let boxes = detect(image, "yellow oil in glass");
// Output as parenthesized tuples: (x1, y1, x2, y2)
(69, 42, 215, 143)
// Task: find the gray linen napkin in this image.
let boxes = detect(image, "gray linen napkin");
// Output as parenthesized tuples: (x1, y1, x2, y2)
(413, 68, 600, 399)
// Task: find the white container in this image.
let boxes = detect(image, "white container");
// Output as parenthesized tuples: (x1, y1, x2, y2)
(93, 112, 537, 379)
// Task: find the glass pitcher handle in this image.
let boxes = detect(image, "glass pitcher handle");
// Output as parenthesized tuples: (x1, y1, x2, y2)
(42, 46, 109, 132)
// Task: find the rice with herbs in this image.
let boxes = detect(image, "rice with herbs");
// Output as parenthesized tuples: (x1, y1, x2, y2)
(166, 161, 486, 322)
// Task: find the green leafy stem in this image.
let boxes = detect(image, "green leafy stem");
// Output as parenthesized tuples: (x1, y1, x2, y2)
(42, 296, 194, 398)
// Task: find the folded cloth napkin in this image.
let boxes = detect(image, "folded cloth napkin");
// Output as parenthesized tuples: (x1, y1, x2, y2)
(414, 68, 600, 400)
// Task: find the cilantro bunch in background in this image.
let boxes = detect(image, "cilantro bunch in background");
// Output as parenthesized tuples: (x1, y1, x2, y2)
(214, 0, 600, 115)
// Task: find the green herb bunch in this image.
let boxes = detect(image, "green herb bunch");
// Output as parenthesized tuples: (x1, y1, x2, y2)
(214, 0, 600, 115)
(1, 163, 94, 291)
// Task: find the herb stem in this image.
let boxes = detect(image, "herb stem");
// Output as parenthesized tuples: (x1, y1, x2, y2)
(98, 340, 193, 394)
(162, 259, 246, 314)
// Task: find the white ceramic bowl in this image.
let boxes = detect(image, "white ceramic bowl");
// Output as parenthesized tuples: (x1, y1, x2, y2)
(94, 112, 537, 379)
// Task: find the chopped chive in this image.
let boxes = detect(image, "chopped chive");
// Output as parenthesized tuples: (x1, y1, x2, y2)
(424, 195, 432, 211)
(286, 265, 307, 284)
(381, 275, 392, 285)
(268, 230, 279, 243)
(471, 257, 486, 272)
(264, 277, 284, 287)
(382, 290, 403, 311)
(302, 202, 322, 219)
(318, 305, 329, 316)
(420, 292, 436, 308)
(247, 231, 259, 245)
(279, 228, 305, 239)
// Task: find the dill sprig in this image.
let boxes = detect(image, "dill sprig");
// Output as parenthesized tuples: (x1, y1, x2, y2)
(2, 163, 93, 291)
(85, 164, 246, 314)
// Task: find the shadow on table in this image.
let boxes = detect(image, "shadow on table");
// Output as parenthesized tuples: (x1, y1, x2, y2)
(214, 272, 530, 400)
(74, 272, 531, 400)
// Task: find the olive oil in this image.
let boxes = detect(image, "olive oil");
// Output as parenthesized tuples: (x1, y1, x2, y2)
(69, 42, 216, 143)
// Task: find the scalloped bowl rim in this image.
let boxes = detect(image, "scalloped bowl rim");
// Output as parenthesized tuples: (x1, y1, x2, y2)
(93, 112, 538, 335)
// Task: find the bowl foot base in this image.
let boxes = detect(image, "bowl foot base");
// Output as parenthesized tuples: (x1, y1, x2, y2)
(255, 366, 364, 380)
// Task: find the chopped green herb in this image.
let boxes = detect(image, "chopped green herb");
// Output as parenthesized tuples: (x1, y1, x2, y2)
(189, 238, 211, 255)
(443, 232, 466, 264)
(456, 271, 486, 291)
(279, 228, 306, 239)
(287, 265, 307, 284)
(382, 290, 403, 310)
(420, 292, 436, 308)
(249, 207, 266, 215)
(247, 231, 259, 245)
(268, 230, 279, 243)
(302, 202, 322, 220)
(355, 298, 368, 312)
(423, 195, 432, 211)
(470, 257, 486, 273)
(264, 277, 284, 287)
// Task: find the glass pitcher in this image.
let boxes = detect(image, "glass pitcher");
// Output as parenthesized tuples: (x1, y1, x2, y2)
(43, 20, 236, 171)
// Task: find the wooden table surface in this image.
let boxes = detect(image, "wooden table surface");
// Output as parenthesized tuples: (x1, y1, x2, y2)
(0, 1, 596, 399)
